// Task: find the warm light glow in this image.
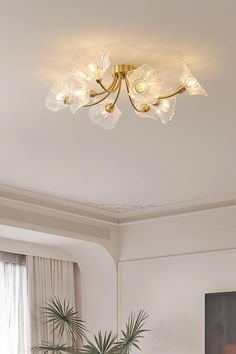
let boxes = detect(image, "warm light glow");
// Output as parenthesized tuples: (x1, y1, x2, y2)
(127, 64, 162, 104)
(161, 100, 170, 110)
(45, 79, 90, 113)
(185, 77, 198, 88)
(77, 72, 87, 80)
(74, 48, 110, 81)
(180, 64, 207, 96)
(74, 89, 88, 97)
(88, 63, 97, 73)
(45, 48, 207, 129)
(135, 81, 147, 93)
(56, 92, 66, 102)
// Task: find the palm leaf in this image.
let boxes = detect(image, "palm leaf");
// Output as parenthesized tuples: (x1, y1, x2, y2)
(43, 297, 87, 342)
(115, 310, 149, 354)
(32, 341, 77, 353)
(81, 331, 118, 354)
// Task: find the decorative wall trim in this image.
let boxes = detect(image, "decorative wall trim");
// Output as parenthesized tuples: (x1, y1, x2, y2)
(0, 185, 115, 245)
(118, 247, 236, 265)
(0, 184, 118, 223)
(1, 184, 236, 225)
(118, 197, 236, 224)
(81, 202, 158, 213)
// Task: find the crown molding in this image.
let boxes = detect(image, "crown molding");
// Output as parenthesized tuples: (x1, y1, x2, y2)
(80, 202, 158, 213)
(0, 184, 119, 224)
(0, 185, 117, 247)
(1, 184, 236, 227)
(117, 195, 236, 224)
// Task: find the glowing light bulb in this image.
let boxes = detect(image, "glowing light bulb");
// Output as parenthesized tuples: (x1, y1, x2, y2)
(180, 64, 207, 96)
(74, 48, 110, 81)
(88, 63, 97, 73)
(55, 92, 66, 102)
(161, 100, 170, 110)
(74, 89, 87, 97)
(186, 77, 198, 88)
(127, 64, 162, 104)
(135, 81, 147, 93)
(45, 79, 90, 113)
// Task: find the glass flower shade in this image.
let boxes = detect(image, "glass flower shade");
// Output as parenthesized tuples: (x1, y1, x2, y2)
(74, 48, 110, 82)
(155, 96, 176, 124)
(135, 96, 176, 124)
(45, 79, 90, 113)
(180, 64, 207, 96)
(89, 99, 121, 130)
(127, 64, 162, 104)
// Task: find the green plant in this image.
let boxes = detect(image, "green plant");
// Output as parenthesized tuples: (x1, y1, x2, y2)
(32, 297, 149, 354)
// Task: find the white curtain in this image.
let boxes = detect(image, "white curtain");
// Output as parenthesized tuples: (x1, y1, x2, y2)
(0, 251, 30, 354)
(26, 256, 77, 347)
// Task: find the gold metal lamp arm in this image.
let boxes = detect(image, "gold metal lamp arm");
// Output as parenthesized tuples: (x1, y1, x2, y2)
(153, 85, 186, 105)
(82, 75, 119, 108)
(95, 75, 119, 95)
(104, 75, 123, 113)
(110, 76, 122, 107)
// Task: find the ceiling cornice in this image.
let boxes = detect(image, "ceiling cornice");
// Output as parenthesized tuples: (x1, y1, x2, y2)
(118, 197, 236, 224)
(1, 184, 236, 226)
(0, 184, 119, 224)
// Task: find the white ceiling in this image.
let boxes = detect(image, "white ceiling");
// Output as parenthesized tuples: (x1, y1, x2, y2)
(1, 0, 236, 209)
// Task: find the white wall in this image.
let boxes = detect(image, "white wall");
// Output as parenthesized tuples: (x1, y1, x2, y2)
(118, 206, 236, 354)
(119, 250, 236, 354)
(67, 239, 117, 333)
(119, 206, 236, 261)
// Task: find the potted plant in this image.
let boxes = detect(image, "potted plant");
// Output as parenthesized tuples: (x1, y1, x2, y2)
(33, 297, 149, 354)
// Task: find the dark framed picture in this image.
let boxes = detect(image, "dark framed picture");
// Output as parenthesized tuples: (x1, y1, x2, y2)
(206, 292, 236, 354)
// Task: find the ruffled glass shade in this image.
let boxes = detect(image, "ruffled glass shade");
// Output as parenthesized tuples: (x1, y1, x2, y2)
(135, 96, 176, 124)
(45, 79, 90, 113)
(74, 48, 110, 82)
(89, 99, 121, 130)
(155, 96, 176, 124)
(127, 64, 162, 104)
(135, 102, 159, 121)
(180, 64, 207, 96)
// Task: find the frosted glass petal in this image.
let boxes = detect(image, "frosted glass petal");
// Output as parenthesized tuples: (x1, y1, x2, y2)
(45, 79, 90, 113)
(89, 99, 121, 130)
(180, 64, 207, 96)
(74, 48, 110, 82)
(154, 96, 176, 124)
(127, 64, 162, 104)
(45, 81, 70, 112)
(69, 85, 90, 114)
(135, 95, 176, 124)
(135, 102, 159, 120)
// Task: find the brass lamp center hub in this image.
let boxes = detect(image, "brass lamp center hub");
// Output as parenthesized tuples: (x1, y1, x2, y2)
(112, 64, 136, 77)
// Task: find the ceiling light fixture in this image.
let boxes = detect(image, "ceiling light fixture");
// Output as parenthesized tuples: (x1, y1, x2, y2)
(46, 48, 207, 129)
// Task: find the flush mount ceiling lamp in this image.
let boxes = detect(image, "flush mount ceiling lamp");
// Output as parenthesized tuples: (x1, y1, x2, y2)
(46, 48, 207, 129)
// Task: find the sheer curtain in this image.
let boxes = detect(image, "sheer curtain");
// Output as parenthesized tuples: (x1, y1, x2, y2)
(0, 252, 30, 354)
(0, 251, 79, 352)
(27, 255, 77, 347)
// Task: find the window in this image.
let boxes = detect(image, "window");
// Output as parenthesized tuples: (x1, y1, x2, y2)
(0, 252, 30, 354)
(0, 251, 78, 354)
